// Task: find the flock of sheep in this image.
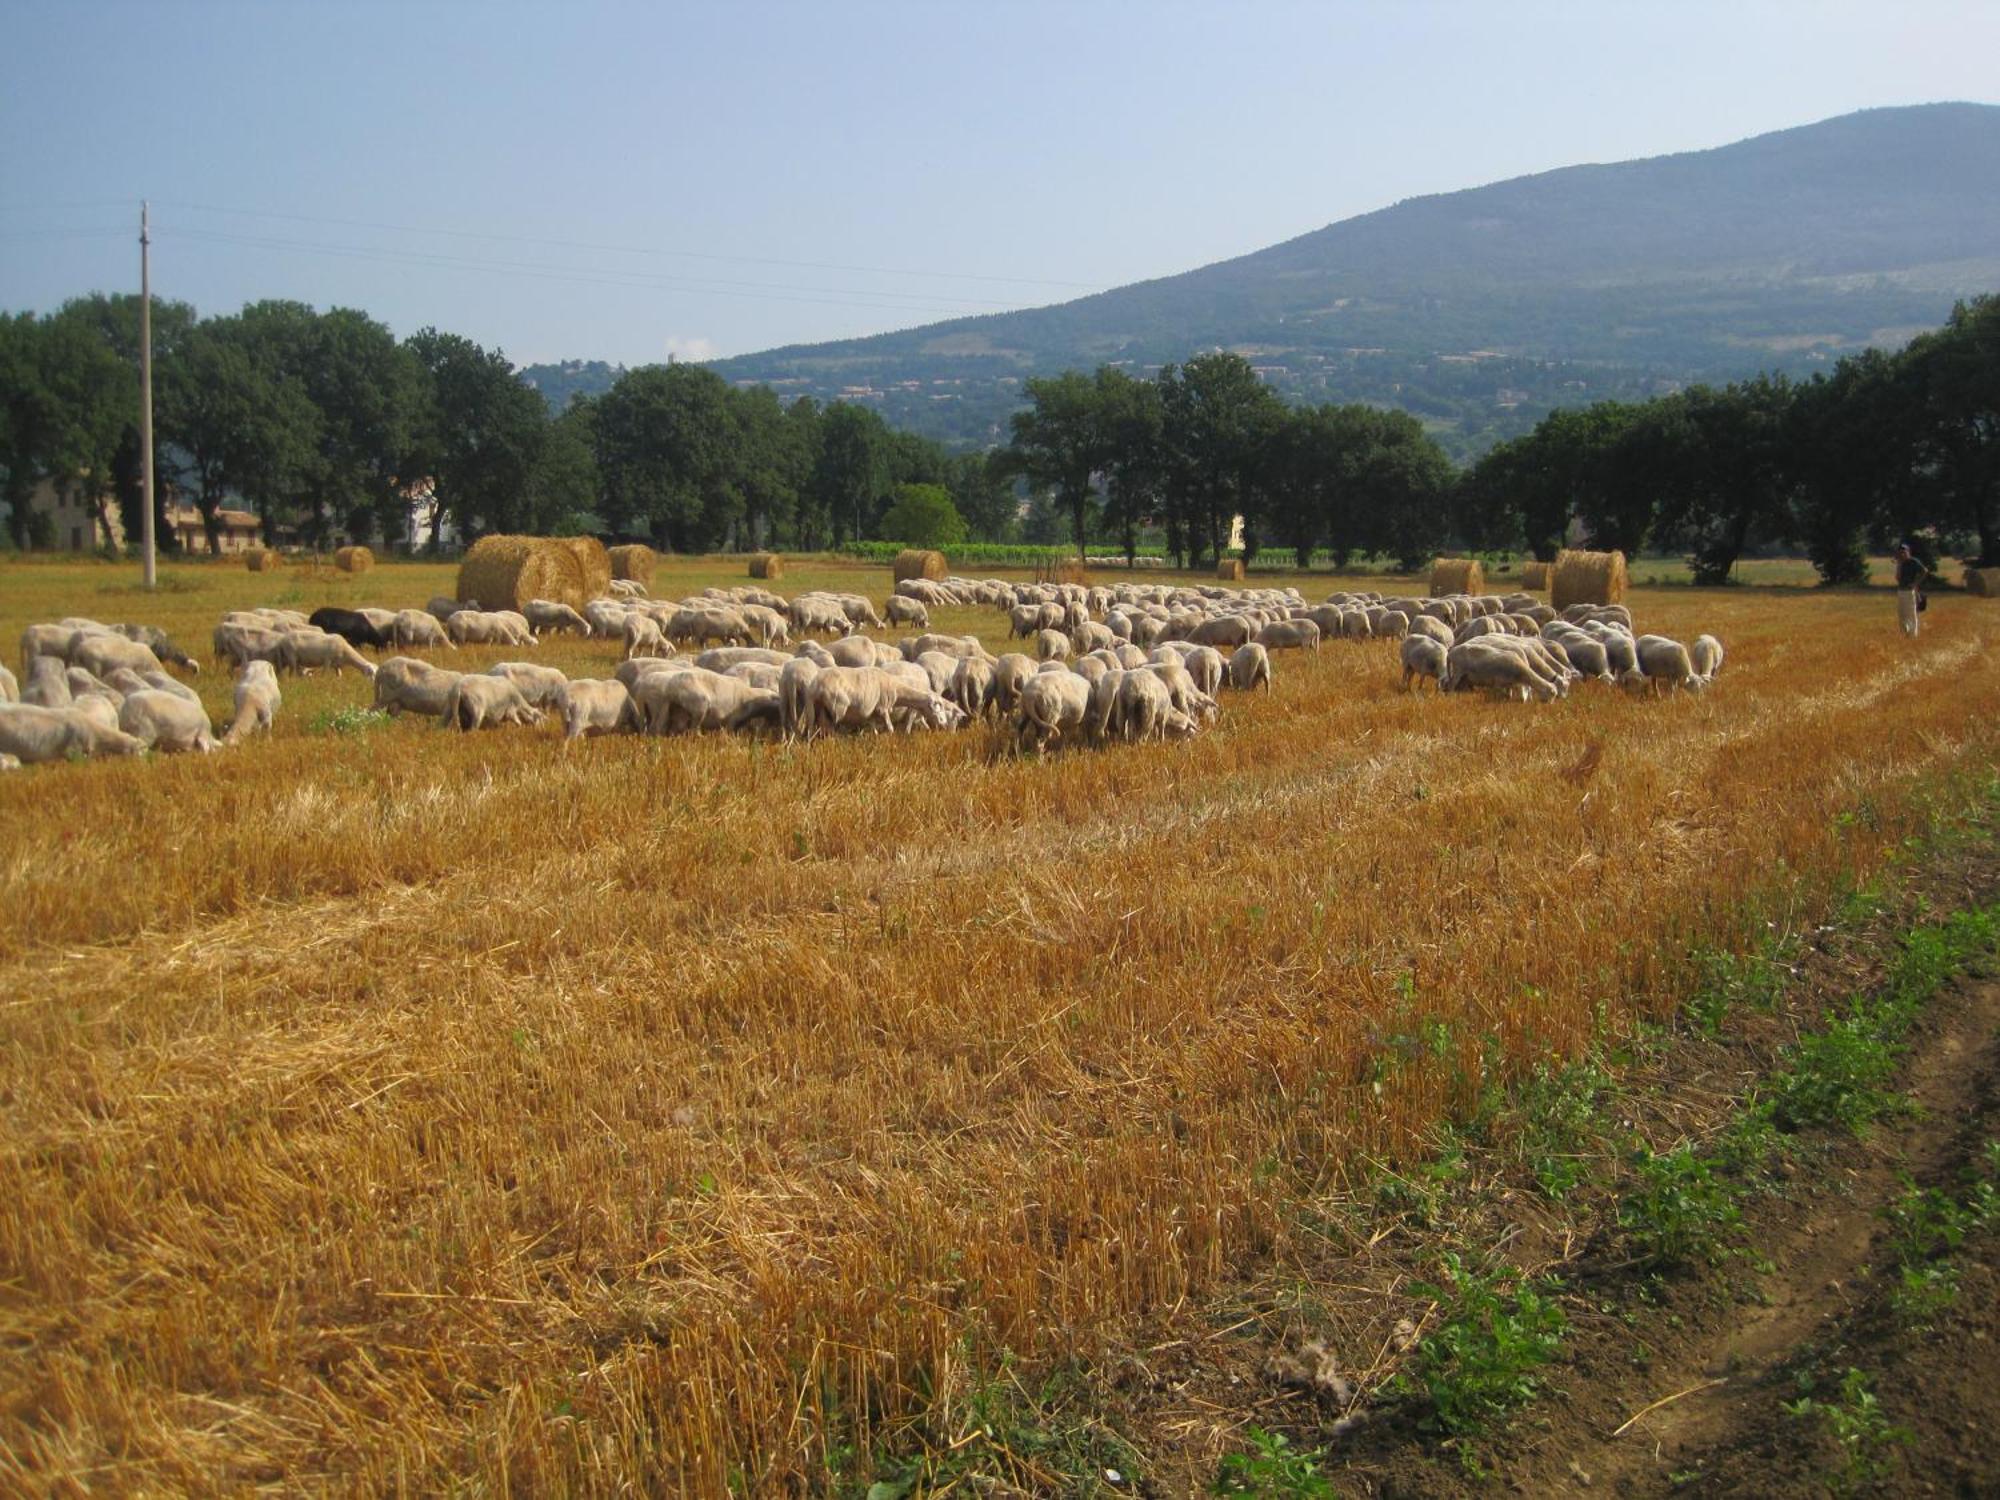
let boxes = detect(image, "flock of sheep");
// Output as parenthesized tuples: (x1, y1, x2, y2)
(0, 572, 1721, 770)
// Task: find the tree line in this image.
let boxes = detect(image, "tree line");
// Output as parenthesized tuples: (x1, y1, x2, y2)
(0, 296, 1009, 555)
(1000, 295, 1998, 576)
(3, 292, 1993, 575)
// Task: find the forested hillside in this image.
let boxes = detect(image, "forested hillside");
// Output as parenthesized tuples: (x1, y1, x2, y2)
(706, 104, 2000, 456)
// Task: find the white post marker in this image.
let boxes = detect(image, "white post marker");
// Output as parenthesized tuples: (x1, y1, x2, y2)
(139, 199, 156, 589)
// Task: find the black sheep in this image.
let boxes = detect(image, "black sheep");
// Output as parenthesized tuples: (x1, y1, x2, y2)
(308, 607, 391, 650)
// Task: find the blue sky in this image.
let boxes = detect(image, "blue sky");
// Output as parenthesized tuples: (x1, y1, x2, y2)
(4, 1, 1996, 367)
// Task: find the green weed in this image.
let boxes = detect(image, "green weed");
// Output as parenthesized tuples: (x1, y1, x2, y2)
(1402, 1253, 1566, 1436)
(1212, 1426, 1337, 1498)
(309, 705, 390, 735)
(1783, 1367, 1911, 1495)
(1617, 1144, 1742, 1269)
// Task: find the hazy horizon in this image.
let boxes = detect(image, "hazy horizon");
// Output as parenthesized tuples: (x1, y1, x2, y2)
(4, 1, 1997, 368)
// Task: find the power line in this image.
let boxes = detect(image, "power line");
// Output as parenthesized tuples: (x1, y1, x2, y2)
(149, 197, 1100, 291)
(159, 224, 1024, 319)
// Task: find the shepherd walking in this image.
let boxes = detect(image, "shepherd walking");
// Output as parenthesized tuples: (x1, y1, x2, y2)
(1895, 543, 1929, 638)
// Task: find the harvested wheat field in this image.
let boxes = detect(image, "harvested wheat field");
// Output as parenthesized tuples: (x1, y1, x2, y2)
(2, 553, 1997, 1493)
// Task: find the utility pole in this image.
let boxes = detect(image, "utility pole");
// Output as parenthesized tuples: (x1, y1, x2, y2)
(139, 200, 156, 589)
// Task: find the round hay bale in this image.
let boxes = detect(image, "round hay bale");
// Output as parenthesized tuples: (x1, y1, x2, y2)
(561, 535, 612, 600)
(245, 547, 275, 573)
(892, 549, 948, 583)
(1520, 560, 1553, 591)
(608, 543, 658, 588)
(456, 535, 588, 612)
(1215, 557, 1245, 581)
(333, 545, 374, 574)
(748, 553, 784, 580)
(1429, 557, 1484, 595)
(1550, 548, 1628, 610)
(1963, 566, 2000, 598)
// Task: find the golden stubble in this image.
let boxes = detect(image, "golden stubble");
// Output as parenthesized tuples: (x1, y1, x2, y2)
(1, 556, 1995, 1490)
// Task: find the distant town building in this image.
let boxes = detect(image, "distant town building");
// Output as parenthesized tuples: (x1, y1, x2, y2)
(18, 477, 131, 552)
(168, 504, 262, 554)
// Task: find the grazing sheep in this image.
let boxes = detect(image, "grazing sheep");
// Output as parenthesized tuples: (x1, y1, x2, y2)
(555, 679, 637, 741)
(950, 655, 995, 720)
(1584, 623, 1639, 677)
(442, 674, 543, 731)
(21, 623, 83, 669)
(73, 633, 164, 681)
(1177, 646, 1224, 697)
(666, 606, 754, 649)
(1442, 639, 1562, 701)
(900, 633, 986, 662)
(788, 595, 851, 637)
(1400, 635, 1447, 691)
(1189, 616, 1256, 650)
(0, 703, 146, 762)
(285, 630, 377, 678)
(835, 594, 885, 630)
(530, 599, 594, 637)
(623, 613, 672, 661)
(22, 656, 71, 708)
(486, 661, 569, 709)
(1256, 618, 1321, 652)
(1631, 635, 1702, 695)
(801, 665, 898, 738)
(66, 667, 121, 708)
(909, 650, 960, 695)
(1016, 669, 1093, 753)
(779, 656, 820, 737)
(114, 623, 199, 672)
(223, 661, 282, 745)
(212, 623, 292, 671)
(119, 689, 217, 753)
(446, 609, 536, 648)
(991, 653, 1038, 715)
(739, 603, 790, 648)
(392, 609, 453, 649)
(1118, 666, 1175, 741)
(695, 647, 789, 673)
(1226, 643, 1272, 694)
(1072, 620, 1115, 656)
(426, 595, 471, 622)
(308, 607, 392, 650)
(886, 595, 930, 629)
(1405, 615, 1454, 648)
(1691, 634, 1724, 680)
(1085, 668, 1127, 743)
(1033, 628, 1071, 662)
(636, 667, 778, 734)
(0, 662, 15, 704)
(373, 657, 463, 717)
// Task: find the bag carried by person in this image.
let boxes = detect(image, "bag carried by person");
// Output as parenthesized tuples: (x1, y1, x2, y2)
(1917, 586, 1928, 613)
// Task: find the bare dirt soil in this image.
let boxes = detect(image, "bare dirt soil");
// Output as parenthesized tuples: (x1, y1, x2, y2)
(1109, 844, 2000, 1498)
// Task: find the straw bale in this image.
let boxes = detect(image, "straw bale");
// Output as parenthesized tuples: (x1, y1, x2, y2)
(892, 549, 948, 582)
(1429, 557, 1484, 595)
(1550, 548, 1628, 610)
(1520, 560, 1553, 590)
(1964, 567, 2000, 598)
(456, 535, 588, 612)
(1215, 558, 1245, 581)
(748, 553, 784, 579)
(245, 548, 275, 573)
(563, 536, 612, 600)
(333, 545, 374, 574)
(608, 544, 658, 588)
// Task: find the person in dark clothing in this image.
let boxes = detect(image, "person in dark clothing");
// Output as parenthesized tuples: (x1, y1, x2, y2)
(1894, 544, 1929, 638)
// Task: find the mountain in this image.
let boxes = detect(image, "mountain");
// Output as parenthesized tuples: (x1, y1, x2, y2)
(704, 104, 2000, 456)
(519, 359, 626, 412)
